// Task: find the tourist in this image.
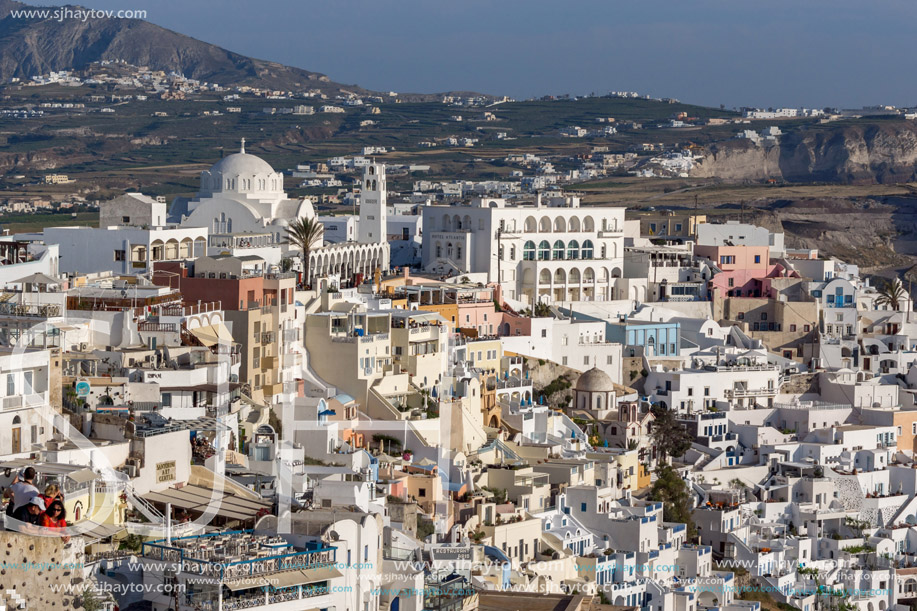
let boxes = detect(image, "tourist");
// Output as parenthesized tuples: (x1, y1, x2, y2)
(10, 496, 45, 532)
(41, 483, 63, 507)
(41, 500, 70, 543)
(5, 467, 39, 515)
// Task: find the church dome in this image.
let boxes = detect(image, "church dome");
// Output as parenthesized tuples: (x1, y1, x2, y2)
(574, 367, 615, 393)
(209, 152, 276, 177)
(199, 139, 284, 198)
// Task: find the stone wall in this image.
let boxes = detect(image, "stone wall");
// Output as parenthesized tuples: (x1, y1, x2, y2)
(0, 532, 86, 609)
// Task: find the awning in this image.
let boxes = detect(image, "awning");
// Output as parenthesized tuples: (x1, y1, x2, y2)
(300, 566, 342, 584)
(190, 323, 235, 347)
(141, 484, 272, 522)
(75, 522, 126, 542)
(68, 468, 99, 485)
(224, 576, 271, 591)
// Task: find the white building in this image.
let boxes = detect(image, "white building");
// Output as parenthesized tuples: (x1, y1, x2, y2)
(421, 195, 625, 305)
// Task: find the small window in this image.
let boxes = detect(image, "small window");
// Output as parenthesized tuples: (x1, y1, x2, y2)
(122, 216, 130, 224)
(789, 324, 797, 332)
(754, 255, 761, 264)
(114, 250, 125, 261)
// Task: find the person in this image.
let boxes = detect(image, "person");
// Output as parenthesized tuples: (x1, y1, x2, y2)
(41, 500, 70, 543)
(41, 483, 62, 508)
(5, 467, 39, 515)
(10, 496, 45, 532)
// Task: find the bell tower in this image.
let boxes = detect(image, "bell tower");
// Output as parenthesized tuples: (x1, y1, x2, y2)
(358, 162, 387, 244)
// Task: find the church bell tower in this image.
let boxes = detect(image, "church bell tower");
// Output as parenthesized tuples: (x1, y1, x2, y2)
(358, 162, 387, 244)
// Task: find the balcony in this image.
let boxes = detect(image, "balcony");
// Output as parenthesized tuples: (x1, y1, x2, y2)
(2, 392, 47, 410)
(282, 329, 299, 342)
(725, 387, 776, 399)
(138, 321, 177, 332)
(261, 332, 276, 344)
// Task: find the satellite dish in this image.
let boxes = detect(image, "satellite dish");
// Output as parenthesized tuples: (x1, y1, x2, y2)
(328, 530, 340, 541)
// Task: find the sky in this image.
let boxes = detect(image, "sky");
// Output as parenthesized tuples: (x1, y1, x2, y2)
(21, 0, 917, 108)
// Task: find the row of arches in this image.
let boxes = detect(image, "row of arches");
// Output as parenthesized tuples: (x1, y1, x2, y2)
(309, 243, 389, 285)
(140, 237, 207, 263)
(523, 240, 611, 261)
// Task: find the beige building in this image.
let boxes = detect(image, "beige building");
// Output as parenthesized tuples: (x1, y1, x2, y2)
(638, 211, 707, 240)
(720, 296, 819, 360)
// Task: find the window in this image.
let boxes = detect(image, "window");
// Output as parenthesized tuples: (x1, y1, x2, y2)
(538, 240, 550, 260)
(114, 250, 125, 261)
(760, 313, 767, 321)
(688, 388, 693, 396)
(789, 324, 797, 332)
(562, 356, 568, 365)
(754, 255, 761, 264)
(6, 375, 14, 395)
(581, 503, 587, 512)
(541, 329, 547, 338)
(804, 325, 811, 332)
(826, 325, 833, 333)
(584, 355, 590, 365)
(835, 313, 843, 322)
(607, 355, 614, 365)
(122, 216, 130, 224)
(738, 312, 744, 320)
(704, 387, 710, 396)
(728, 278, 735, 288)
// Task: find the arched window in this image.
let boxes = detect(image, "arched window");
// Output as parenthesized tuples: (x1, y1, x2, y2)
(553, 240, 565, 260)
(582, 240, 594, 259)
(567, 240, 580, 260)
(538, 240, 550, 260)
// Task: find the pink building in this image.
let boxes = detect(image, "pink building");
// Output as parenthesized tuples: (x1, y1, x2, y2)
(695, 245, 797, 299)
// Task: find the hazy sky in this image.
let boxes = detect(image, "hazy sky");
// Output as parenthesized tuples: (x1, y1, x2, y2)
(21, 0, 917, 108)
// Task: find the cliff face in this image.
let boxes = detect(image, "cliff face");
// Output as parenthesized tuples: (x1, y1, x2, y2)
(692, 122, 917, 184)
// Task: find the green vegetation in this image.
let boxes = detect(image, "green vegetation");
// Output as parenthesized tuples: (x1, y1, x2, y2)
(650, 403, 692, 461)
(649, 464, 696, 539)
(416, 520, 435, 540)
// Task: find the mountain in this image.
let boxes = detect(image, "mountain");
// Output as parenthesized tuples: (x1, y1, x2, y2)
(0, 0, 371, 94)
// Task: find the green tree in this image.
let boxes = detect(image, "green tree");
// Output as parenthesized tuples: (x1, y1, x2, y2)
(285, 216, 323, 287)
(649, 464, 696, 539)
(876, 278, 907, 310)
(650, 404, 693, 462)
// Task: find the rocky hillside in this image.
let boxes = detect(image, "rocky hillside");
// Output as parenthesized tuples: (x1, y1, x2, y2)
(0, 0, 362, 94)
(692, 121, 917, 184)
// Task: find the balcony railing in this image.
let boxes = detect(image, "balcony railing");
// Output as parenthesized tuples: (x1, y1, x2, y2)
(138, 322, 177, 332)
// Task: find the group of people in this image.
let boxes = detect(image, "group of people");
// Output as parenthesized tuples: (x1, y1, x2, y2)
(3, 467, 70, 541)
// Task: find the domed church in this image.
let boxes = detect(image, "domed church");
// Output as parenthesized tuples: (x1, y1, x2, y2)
(170, 140, 390, 287)
(169, 139, 316, 243)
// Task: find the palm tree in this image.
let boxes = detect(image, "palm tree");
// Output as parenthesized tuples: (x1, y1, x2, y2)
(876, 278, 907, 310)
(285, 216, 323, 288)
